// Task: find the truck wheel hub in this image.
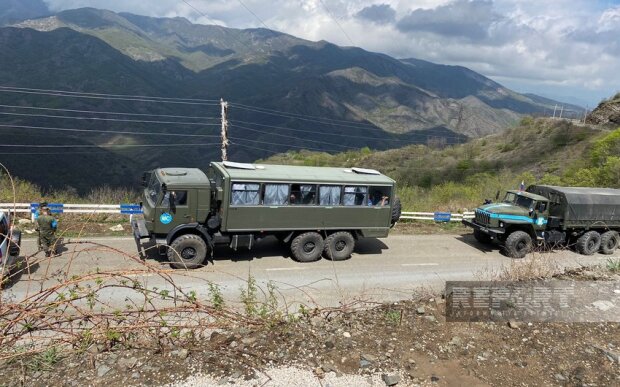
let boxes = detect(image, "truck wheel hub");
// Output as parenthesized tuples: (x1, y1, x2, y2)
(303, 242, 316, 253)
(335, 240, 346, 251)
(181, 247, 197, 259)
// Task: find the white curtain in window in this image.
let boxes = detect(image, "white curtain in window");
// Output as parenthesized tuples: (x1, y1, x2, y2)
(232, 183, 260, 205)
(264, 184, 289, 205)
(319, 186, 341, 205)
(343, 186, 367, 206)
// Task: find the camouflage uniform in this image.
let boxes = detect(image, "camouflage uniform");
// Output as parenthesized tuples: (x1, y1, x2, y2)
(36, 213, 57, 256)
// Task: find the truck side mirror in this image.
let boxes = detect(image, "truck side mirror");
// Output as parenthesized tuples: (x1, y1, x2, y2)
(141, 171, 151, 187)
(495, 190, 500, 200)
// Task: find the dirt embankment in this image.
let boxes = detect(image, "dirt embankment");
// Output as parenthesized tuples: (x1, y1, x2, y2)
(1, 266, 618, 387)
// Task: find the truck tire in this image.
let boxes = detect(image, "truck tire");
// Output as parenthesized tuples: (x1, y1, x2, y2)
(600, 231, 619, 255)
(473, 229, 492, 245)
(323, 231, 355, 261)
(503, 231, 532, 258)
(390, 198, 402, 227)
(167, 234, 208, 269)
(290, 232, 324, 262)
(576, 231, 601, 256)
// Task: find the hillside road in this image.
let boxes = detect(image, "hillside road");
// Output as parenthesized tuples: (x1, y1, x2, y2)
(3, 234, 615, 309)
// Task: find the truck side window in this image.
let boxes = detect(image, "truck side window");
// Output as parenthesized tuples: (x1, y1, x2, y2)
(537, 202, 547, 212)
(231, 183, 260, 205)
(319, 185, 341, 205)
(343, 186, 368, 206)
(173, 191, 188, 206)
(291, 184, 317, 205)
(263, 184, 289, 205)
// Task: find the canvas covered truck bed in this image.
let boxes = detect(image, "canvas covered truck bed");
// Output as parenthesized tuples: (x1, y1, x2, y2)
(527, 185, 620, 228)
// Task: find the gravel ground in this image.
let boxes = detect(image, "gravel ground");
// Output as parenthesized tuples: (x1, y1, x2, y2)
(173, 366, 408, 387)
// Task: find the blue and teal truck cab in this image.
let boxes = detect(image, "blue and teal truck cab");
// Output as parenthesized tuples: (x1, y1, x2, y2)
(463, 185, 620, 258)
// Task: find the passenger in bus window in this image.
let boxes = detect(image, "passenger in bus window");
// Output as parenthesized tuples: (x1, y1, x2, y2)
(369, 190, 389, 206)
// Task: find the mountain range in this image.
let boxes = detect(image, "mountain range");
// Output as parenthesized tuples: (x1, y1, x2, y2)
(0, 4, 582, 192)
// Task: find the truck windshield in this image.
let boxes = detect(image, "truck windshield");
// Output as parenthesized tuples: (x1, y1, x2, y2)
(503, 192, 533, 209)
(146, 174, 161, 206)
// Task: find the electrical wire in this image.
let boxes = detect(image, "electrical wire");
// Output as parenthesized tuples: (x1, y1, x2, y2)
(229, 120, 468, 143)
(0, 87, 219, 106)
(0, 142, 220, 148)
(317, 0, 355, 46)
(0, 123, 220, 138)
(235, 0, 271, 30)
(229, 124, 358, 149)
(0, 104, 219, 120)
(0, 86, 220, 103)
(230, 103, 380, 129)
(0, 111, 220, 126)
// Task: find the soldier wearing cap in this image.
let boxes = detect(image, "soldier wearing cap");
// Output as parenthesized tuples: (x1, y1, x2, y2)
(35, 203, 58, 257)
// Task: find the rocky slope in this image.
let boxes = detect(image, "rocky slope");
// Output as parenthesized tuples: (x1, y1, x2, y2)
(587, 93, 620, 125)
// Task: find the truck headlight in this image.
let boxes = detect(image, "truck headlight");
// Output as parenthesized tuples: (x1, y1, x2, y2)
(499, 222, 504, 228)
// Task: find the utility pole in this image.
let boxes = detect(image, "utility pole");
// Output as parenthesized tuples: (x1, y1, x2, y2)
(552, 104, 557, 119)
(220, 98, 229, 161)
(559, 105, 564, 119)
(583, 106, 588, 123)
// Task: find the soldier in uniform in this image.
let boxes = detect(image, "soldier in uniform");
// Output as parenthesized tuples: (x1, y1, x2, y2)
(36, 205, 58, 257)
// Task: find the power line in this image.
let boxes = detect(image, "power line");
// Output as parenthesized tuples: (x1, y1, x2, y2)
(179, 0, 256, 51)
(0, 87, 219, 106)
(229, 136, 345, 153)
(180, 0, 225, 26)
(0, 111, 220, 126)
(317, 0, 355, 46)
(229, 123, 358, 149)
(235, 0, 271, 30)
(0, 104, 219, 120)
(0, 86, 220, 103)
(0, 123, 220, 138)
(230, 102, 379, 129)
(0, 142, 220, 148)
(229, 120, 468, 143)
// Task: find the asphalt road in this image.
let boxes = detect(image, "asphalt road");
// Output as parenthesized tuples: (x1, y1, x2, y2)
(2, 234, 615, 309)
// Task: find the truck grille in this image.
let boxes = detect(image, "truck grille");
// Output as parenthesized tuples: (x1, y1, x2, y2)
(475, 210, 490, 226)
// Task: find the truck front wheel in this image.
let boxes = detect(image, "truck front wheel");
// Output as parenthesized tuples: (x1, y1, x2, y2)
(291, 232, 324, 262)
(576, 231, 601, 256)
(503, 231, 532, 258)
(600, 231, 619, 255)
(168, 234, 208, 269)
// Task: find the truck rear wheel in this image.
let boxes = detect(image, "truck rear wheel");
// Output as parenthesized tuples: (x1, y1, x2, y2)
(291, 232, 324, 262)
(600, 231, 619, 255)
(503, 231, 532, 258)
(473, 229, 492, 245)
(324, 231, 355, 261)
(168, 234, 208, 269)
(576, 231, 601, 256)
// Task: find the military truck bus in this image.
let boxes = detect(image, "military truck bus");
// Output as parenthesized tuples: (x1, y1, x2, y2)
(131, 161, 400, 268)
(462, 185, 620, 258)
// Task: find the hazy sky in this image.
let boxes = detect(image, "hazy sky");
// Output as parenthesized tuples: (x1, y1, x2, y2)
(43, 0, 620, 106)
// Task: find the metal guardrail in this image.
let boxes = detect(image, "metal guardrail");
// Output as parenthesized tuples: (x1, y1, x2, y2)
(0, 203, 142, 215)
(0, 204, 474, 222)
(400, 211, 475, 222)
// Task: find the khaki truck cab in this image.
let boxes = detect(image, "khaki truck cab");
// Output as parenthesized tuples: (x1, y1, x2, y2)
(132, 162, 400, 268)
(463, 185, 620, 258)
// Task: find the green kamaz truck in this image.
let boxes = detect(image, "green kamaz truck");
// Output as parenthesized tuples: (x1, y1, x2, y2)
(462, 185, 620, 258)
(131, 161, 400, 268)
